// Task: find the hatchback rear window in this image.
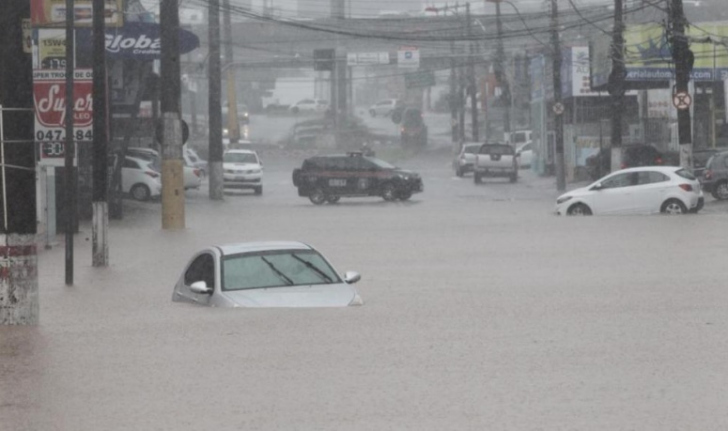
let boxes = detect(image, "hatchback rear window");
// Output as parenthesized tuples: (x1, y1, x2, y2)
(675, 169, 696, 180)
(479, 144, 514, 155)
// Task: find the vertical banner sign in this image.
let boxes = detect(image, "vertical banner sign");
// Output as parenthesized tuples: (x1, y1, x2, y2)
(33, 29, 93, 166)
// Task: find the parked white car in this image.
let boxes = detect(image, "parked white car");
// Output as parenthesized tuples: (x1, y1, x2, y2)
(126, 147, 201, 190)
(368, 99, 402, 117)
(516, 142, 534, 168)
(290, 99, 328, 114)
(121, 156, 162, 201)
(223, 149, 263, 194)
(555, 166, 704, 216)
(452, 143, 481, 177)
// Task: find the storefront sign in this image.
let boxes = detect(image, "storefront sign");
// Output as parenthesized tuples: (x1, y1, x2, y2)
(31, 0, 124, 27)
(33, 69, 94, 145)
(76, 23, 200, 60)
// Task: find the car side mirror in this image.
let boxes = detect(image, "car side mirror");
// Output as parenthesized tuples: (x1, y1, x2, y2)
(190, 281, 213, 294)
(344, 271, 361, 284)
(591, 182, 603, 191)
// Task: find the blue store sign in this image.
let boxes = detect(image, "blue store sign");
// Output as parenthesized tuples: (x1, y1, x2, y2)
(77, 23, 199, 60)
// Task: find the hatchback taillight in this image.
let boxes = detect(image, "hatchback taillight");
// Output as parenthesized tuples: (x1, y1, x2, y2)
(193, 168, 201, 177)
(656, 157, 663, 165)
(620, 163, 627, 169)
(678, 184, 693, 192)
(705, 170, 712, 180)
(145, 171, 159, 178)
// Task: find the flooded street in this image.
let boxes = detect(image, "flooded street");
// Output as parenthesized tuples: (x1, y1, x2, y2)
(3, 149, 728, 430)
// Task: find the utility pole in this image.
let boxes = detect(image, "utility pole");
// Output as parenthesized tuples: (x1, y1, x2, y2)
(489, 0, 511, 142)
(223, 0, 240, 145)
(65, 0, 76, 283)
(0, 0, 38, 324)
(608, 0, 626, 172)
(450, 40, 459, 151)
(208, 0, 224, 200)
(466, 3, 479, 142)
(92, 0, 109, 266)
(331, 0, 345, 146)
(551, 0, 566, 191)
(669, 0, 693, 169)
(160, 0, 186, 228)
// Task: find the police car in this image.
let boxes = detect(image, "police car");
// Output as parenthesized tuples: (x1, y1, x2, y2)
(292, 152, 423, 205)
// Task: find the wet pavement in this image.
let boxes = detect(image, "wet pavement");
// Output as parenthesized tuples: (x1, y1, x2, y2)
(3, 148, 728, 430)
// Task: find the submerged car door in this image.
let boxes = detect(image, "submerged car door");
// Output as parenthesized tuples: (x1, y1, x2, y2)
(175, 252, 217, 305)
(631, 170, 671, 213)
(121, 157, 141, 193)
(591, 172, 638, 214)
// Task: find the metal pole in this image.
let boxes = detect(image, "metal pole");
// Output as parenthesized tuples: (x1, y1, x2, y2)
(64, 0, 76, 285)
(551, 0, 565, 191)
(92, 0, 108, 267)
(450, 41, 459, 150)
(223, 0, 240, 144)
(467, 3, 479, 142)
(493, 0, 511, 142)
(609, 0, 626, 172)
(208, 0, 224, 200)
(670, 0, 693, 169)
(160, 0, 186, 228)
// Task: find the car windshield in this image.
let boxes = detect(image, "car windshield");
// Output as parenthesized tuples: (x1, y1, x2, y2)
(224, 152, 258, 164)
(480, 144, 515, 155)
(512, 132, 527, 144)
(222, 250, 341, 291)
(365, 157, 396, 169)
(464, 145, 479, 154)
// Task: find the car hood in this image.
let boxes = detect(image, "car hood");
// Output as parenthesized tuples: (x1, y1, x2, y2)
(393, 169, 420, 178)
(558, 186, 592, 200)
(220, 283, 359, 307)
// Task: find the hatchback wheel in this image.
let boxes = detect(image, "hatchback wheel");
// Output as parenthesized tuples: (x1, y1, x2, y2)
(130, 184, 151, 201)
(309, 188, 326, 205)
(567, 203, 592, 216)
(712, 181, 728, 200)
(661, 199, 687, 215)
(382, 184, 398, 201)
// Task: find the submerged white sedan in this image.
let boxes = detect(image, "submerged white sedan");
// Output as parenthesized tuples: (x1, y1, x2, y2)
(555, 166, 703, 216)
(172, 241, 363, 308)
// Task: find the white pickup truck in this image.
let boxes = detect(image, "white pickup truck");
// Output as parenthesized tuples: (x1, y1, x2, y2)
(473, 143, 518, 184)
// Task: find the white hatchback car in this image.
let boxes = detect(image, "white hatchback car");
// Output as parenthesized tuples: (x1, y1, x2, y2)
(223, 149, 263, 194)
(516, 142, 534, 168)
(290, 99, 328, 114)
(368, 99, 402, 117)
(555, 166, 703, 216)
(121, 156, 162, 201)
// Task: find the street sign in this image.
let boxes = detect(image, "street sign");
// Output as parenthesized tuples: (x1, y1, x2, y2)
(397, 46, 420, 68)
(405, 70, 436, 88)
(346, 52, 389, 66)
(553, 102, 565, 115)
(672, 91, 692, 110)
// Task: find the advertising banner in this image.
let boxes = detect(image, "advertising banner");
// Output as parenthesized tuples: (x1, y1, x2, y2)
(33, 69, 94, 142)
(31, 0, 124, 28)
(76, 23, 200, 60)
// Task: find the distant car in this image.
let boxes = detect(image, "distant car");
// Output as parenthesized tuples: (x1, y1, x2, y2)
(555, 166, 703, 216)
(452, 143, 481, 177)
(119, 155, 162, 201)
(516, 142, 534, 168)
(126, 147, 202, 190)
(700, 150, 728, 200)
(172, 241, 364, 308)
(368, 99, 402, 117)
(184, 148, 208, 177)
(223, 149, 263, 194)
(290, 99, 328, 114)
(692, 148, 720, 179)
(586, 144, 668, 180)
(292, 152, 423, 204)
(473, 142, 518, 184)
(400, 108, 428, 148)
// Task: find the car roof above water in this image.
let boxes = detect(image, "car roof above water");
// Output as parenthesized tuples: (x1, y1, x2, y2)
(217, 241, 312, 256)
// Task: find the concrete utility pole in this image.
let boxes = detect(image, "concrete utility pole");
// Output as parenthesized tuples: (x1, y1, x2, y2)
(223, 0, 240, 145)
(450, 40, 459, 151)
(92, 0, 109, 266)
(208, 0, 224, 200)
(160, 0, 186, 228)
(0, 0, 38, 324)
(65, 0, 76, 284)
(609, 0, 626, 173)
(466, 3, 479, 142)
(488, 0, 511, 142)
(551, 0, 566, 191)
(669, 0, 693, 169)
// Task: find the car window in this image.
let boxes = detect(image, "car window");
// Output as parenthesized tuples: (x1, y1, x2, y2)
(479, 144, 515, 155)
(601, 172, 635, 189)
(184, 253, 215, 288)
(224, 152, 258, 164)
(364, 157, 396, 169)
(123, 158, 140, 169)
(637, 171, 669, 185)
(675, 169, 696, 180)
(222, 250, 341, 291)
(464, 145, 479, 154)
